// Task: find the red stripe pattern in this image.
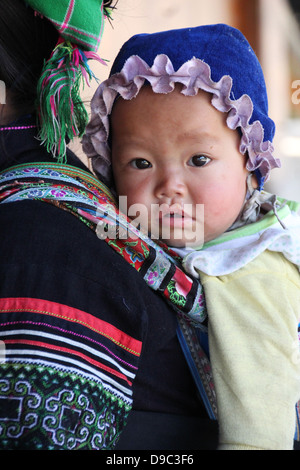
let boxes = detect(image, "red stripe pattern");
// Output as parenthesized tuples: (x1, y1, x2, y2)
(0, 297, 141, 449)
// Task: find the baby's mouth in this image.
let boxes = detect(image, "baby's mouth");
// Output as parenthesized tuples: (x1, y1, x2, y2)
(159, 203, 194, 226)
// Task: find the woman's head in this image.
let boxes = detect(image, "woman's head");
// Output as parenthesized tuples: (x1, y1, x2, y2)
(0, 0, 58, 115)
(0, 0, 116, 158)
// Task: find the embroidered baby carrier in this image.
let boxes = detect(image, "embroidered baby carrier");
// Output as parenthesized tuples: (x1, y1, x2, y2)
(0, 162, 217, 421)
(1, 162, 299, 444)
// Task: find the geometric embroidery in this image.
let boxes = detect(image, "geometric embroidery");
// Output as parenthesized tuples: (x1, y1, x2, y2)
(0, 397, 21, 421)
(0, 296, 142, 449)
(60, 406, 81, 433)
(0, 363, 130, 450)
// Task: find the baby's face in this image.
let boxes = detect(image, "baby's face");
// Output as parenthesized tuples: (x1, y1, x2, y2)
(111, 86, 249, 247)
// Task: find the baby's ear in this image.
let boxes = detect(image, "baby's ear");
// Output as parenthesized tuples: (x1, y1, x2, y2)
(250, 172, 259, 190)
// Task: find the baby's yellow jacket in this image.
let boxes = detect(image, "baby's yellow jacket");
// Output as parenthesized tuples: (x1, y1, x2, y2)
(177, 198, 300, 450)
(202, 250, 300, 450)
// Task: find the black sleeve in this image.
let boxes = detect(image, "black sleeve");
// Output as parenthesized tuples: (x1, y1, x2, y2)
(0, 200, 206, 450)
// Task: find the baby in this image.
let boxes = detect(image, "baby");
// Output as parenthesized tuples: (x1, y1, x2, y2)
(83, 24, 300, 450)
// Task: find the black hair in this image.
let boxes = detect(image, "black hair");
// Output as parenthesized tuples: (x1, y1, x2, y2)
(0, 0, 117, 113)
(0, 0, 118, 168)
(103, 0, 118, 10)
(0, 0, 59, 113)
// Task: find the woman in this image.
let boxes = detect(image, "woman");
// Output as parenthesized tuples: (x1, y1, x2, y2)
(0, 0, 218, 450)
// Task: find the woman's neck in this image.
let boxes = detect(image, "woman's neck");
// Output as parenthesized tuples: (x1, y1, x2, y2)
(0, 104, 18, 126)
(0, 97, 33, 125)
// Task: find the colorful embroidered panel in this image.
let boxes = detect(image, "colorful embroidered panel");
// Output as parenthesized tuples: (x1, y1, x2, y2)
(0, 163, 207, 327)
(0, 297, 141, 450)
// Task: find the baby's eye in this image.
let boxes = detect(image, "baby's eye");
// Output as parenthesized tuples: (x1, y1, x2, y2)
(188, 155, 211, 167)
(130, 159, 152, 169)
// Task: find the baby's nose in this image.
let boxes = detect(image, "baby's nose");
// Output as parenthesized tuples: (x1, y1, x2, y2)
(154, 170, 186, 200)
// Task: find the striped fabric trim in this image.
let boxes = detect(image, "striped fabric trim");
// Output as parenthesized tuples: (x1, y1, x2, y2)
(2, 330, 136, 378)
(4, 351, 132, 399)
(0, 297, 142, 448)
(0, 297, 141, 356)
(0, 297, 141, 402)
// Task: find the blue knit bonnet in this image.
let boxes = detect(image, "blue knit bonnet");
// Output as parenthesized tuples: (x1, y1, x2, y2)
(83, 24, 281, 190)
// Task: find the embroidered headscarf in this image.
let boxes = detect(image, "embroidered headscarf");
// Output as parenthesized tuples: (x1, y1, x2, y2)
(82, 24, 281, 191)
(24, 0, 113, 160)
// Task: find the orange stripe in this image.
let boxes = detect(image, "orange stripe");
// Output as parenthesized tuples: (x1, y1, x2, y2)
(0, 297, 142, 356)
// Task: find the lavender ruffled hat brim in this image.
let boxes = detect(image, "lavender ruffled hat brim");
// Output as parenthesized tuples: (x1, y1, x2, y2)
(82, 54, 280, 188)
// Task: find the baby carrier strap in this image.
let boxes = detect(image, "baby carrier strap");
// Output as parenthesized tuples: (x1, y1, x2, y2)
(0, 162, 206, 326)
(1, 162, 300, 446)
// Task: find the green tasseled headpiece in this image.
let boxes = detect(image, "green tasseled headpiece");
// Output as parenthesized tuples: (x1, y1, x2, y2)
(24, 0, 112, 161)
